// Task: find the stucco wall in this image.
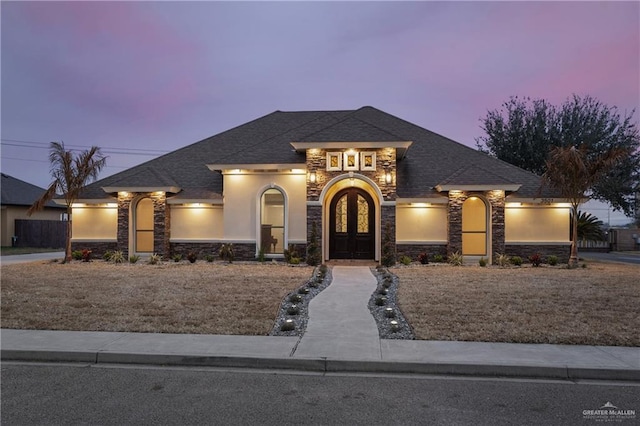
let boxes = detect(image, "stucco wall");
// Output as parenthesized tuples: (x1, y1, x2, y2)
(396, 205, 447, 243)
(505, 205, 570, 243)
(170, 205, 223, 240)
(1, 206, 65, 246)
(222, 172, 307, 243)
(71, 205, 118, 240)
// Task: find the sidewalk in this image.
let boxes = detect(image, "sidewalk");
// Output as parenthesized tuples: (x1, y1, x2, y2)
(2, 266, 639, 381)
(0, 251, 64, 265)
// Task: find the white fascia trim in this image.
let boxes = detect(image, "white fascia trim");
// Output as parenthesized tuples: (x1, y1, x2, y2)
(57, 199, 115, 205)
(207, 163, 306, 172)
(505, 241, 572, 246)
(71, 238, 117, 242)
(395, 198, 448, 205)
(102, 186, 181, 194)
(167, 199, 223, 205)
(505, 197, 578, 204)
(396, 240, 448, 245)
(436, 184, 522, 192)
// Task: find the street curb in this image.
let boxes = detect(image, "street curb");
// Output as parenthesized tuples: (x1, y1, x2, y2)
(3, 349, 639, 381)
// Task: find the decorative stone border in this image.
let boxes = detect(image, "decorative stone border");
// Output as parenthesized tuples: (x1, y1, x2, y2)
(368, 267, 414, 339)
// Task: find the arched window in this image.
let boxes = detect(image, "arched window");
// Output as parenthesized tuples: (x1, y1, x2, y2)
(260, 188, 285, 254)
(135, 197, 154, 253)
(462, 196, 488, 256)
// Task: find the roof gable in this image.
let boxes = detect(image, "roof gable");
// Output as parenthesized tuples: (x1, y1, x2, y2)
(1, 173, 63, 208)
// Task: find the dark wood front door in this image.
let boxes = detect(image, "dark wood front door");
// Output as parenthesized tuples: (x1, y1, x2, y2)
(329, 188, 374, 259)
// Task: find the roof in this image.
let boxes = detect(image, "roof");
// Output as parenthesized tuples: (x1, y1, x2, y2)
(78, 106, 557, 200)
(1, 173, 64, 208)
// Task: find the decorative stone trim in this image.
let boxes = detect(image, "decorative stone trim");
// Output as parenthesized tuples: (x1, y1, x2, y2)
(71, 241, 118, 257)
(396, 244, 447, 261)
(504, 244, 570, 263)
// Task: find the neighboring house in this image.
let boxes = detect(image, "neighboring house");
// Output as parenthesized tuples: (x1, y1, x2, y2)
(70, 106, 571, 263)
(1, 173, 66, 247)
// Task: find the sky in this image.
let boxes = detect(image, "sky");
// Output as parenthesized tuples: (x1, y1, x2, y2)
(1, 1, 639, 225)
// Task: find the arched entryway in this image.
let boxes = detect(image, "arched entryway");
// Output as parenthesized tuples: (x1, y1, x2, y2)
(134, 197, 154, 253)
(461, 196, 489, 257)
(329, 187, 375, 259)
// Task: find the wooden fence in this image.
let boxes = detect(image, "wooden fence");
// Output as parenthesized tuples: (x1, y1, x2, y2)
(14, 219, 67, 248)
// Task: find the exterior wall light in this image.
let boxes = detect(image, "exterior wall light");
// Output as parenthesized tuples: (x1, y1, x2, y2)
(383, 161, 392, 184)
(309, 169, 317, 183)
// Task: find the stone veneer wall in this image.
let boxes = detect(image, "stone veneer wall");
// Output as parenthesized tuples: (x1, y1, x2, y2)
(504, 244, 570, 263)
(117, 192, 133, 257)
(116, 192, 171, 258)
(171, 242, 257, 261)
(71, 241, 118, 257)
(396, 244, 448, 261)
(486, 190, 505, 257)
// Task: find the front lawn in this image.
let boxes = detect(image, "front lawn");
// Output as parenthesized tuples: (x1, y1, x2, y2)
(394, 262, 640, 346)
(1, 261, 311, 335)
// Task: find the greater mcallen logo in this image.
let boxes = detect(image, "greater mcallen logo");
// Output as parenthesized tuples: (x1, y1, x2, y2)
(583, 402, 636, 422)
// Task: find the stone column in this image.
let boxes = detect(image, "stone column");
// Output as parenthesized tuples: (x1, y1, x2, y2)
(117, 192, 133, 257)
(447, 191, 466, 255)
(487, 190, 505, 258)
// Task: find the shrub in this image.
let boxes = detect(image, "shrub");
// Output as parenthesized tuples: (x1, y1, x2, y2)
(111, 250, 125, 264)
(129, 254, 140, 264)
(448, 251, 463, 266)
(148, 253, 161, 265)
(479, 257, 487, 267)
(289, 257, 301, 265)
(528, 253, 542, 267)
(187, 252, 197, 263)
(495, 253, 510, 267)
(205, 254, 215, 263)
(172, 254, 183, 263)
(81, 249, 92, 262)
(103, 250, 114, 261)
(510, 256, 523, 266)
(399, 255, 412, 265)
(417, 252, 429, 264)
(432, 254, 445, 263)
(219, 243, 234, 263)
(306, 221, 321, 266)
(72, 250, 83, 261)
(257, 247, 266, 263)
(381, 221, 396, 267)
(547, 255, 559, 266)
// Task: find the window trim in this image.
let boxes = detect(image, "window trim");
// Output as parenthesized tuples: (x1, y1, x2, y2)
(256, 185, 288, 258)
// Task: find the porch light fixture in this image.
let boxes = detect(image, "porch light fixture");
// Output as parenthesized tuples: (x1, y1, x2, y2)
(383, 161, 392, 184)
(309, 169, 317, 183)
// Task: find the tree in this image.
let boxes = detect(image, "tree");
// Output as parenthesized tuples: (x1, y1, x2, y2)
(540, 145, 629, 267)
(477, 95, 640, 216)
(28, 141, 107, 263)
(575, 211, 605, 242)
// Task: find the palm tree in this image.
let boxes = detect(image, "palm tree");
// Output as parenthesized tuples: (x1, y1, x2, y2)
(575, 211, 605, 242)
(540, 144, 629, 267)
(28, 141, 107, 263)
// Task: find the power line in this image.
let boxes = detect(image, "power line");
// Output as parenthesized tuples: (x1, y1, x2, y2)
(1, 156, 129, 169)
(0, 138, 169, 155)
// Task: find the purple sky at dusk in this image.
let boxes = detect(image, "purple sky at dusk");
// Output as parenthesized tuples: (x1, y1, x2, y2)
(1, 1, 638, 224)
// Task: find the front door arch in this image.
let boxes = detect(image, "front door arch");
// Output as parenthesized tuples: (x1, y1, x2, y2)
(329, 188, 375, 259)
(461, 196, 488, 257)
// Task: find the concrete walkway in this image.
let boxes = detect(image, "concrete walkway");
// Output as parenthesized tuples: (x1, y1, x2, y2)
(2, 265, 639, 381)
(293, 266, 380, 360)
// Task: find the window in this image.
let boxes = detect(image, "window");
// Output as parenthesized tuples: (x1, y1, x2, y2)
(260, 189, 285, 254)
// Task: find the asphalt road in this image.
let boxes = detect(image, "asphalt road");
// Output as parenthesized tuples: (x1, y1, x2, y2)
(2, 363, 638, 425)
(580, 251, 640, 265)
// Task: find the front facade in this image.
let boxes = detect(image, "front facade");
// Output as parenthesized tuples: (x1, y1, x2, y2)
(70, 107, 571, 262)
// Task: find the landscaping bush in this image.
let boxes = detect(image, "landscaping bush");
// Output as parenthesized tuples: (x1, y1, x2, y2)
(219, 243, 234, 263)
(417, 252, 429, 264)
(205, 254, 215, 263)
(479, 257, 487, 267)
(399, 255, 412, 265)
(528, 253, 542, 267)
(187, 252, 197, 263)
(547, 255, 559, 266)
(432, 254, 445, 263)
(448, 251, 463, 266)
(510, 256, 523, 266)
(102, 250, 114, 261)
(111, 250, 125, 264)
(172, 254, 183, 263)
(495, 253, 510, 267)
(72, 250, 83, 261)
(129, 255, 140, 264)
(148, 253, 161, 265)
(81, 249, 92, 262)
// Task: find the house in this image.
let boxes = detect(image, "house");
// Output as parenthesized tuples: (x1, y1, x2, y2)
(70, 106, 570, 263)
(1, 173, 66, 247)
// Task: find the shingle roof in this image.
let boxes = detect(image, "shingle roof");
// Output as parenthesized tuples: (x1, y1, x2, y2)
(78, 106, 557, 200)
(1, 173, 64, 208)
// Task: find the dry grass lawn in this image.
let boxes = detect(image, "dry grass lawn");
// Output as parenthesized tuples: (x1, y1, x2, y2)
(1, 261, 311, 335)
(395, 262, 640, 346)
